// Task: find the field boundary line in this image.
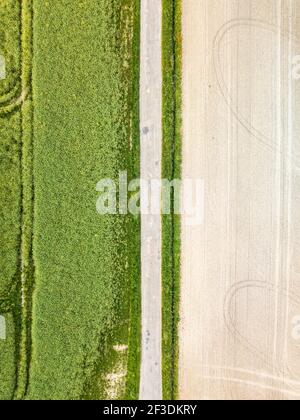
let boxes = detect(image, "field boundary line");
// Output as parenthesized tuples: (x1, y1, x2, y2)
(14, 0, 35, 400)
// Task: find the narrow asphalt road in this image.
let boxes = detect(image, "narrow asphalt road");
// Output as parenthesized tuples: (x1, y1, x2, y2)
(139, 0, 162, 401)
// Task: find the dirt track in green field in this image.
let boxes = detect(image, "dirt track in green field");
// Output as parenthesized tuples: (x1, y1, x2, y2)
(0, 0, 140, 400)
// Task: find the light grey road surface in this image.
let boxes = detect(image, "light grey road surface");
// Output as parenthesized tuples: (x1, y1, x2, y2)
(139, 0, 162, 401)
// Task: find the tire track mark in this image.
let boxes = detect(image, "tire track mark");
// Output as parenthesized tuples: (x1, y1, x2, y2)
(14, 0, 34, 400)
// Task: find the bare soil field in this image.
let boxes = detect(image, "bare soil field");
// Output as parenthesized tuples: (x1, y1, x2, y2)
(180, 0, 300, 400)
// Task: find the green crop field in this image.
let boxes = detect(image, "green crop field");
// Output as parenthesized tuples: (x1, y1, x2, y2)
(0, 0, 22, 400)
(0, 0, 140, 400)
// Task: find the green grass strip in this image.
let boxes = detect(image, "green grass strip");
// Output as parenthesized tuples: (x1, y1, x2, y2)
(162, 0, 182, 400)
